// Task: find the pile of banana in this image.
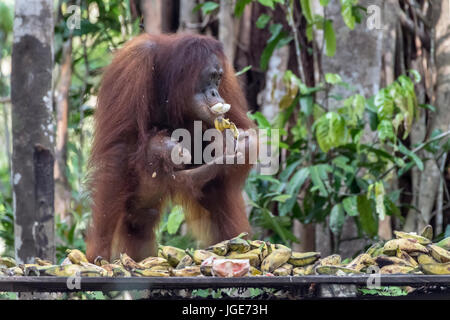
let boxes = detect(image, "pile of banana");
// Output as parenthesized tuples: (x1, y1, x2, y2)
(0, 227, 449, 278)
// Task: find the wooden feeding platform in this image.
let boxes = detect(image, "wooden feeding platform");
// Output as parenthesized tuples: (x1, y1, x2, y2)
(1, 275, 450, 299)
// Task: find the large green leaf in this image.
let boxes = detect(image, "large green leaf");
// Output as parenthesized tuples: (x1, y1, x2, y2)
(342, 196, 358, 216)
(279, 168, 309, 216)
(324, 20, 336, 57)
(314, 112, 348, 152)
(309, 164, 331, 196)
(340, 0, 358, 30)
(377, 119, 395, 143)
(167, 206, 185, 235)
(260, 24, 288, 70)
(357, 195, 377, 237)
(330, 204, 346, 235)
(300, 0, 313, 23)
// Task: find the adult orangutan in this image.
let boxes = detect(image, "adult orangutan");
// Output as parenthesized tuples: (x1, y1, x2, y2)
(86, 33, 256, 262)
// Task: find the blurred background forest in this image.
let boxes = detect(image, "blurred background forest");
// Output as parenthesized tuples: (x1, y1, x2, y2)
(0, 0, 450, 263)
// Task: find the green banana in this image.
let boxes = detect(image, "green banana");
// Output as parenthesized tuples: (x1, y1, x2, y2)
(393, 231, 431, 245)
(315, 265, 361, 275)
(288, 252, 320, 267)
(139, 257, 170, 269)
(428, 244, 450, 263)
(158, 246, 187, 267)
(436, 237, 450, 251)
(207, 240, 229, 256)
(226, 250, 260, 267)
(132, 268, 170, 277)
(417, 254, 437, 265)
(176, 254, 194, 269)
(420, 225, 433, 241)
(420, 262, 450, 275)
(228, 238, 250, 253)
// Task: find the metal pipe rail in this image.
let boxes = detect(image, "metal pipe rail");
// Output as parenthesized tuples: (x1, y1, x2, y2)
(0, 275, 449, 293)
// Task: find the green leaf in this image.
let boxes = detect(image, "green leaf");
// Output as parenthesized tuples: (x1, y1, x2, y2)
(374, 182, 386, 220)
(258, 0, 275, 9)
(234, 0, 252, 17)
(374, 89, 394, 120)
(409, 69, 421, 83)
(279, 168, 309, 216)
(397, 141, 424, 171)
(325, 73, 342, 85)
(314, 112, 348, 153)
(200, 1, 219, 15)
(309, 165, 331, 197)
(248, 111, 271, 129)
(377, 119, 395, 143)
(357, 195, 378, 237)
(235, 65, 252, 76)
(260, 24, 288, 70)
(320, 0, 330, 5)
(256, 14, 271, 29)
(324, 20, 336, 57)
(272, 194, 292, 203)
(419, 104, 436, 112)
(167, 206, 185, 235)
(340, 0, 357, 30)
(342, 196, 358, 216)
(330, 204, 345, 235)
(300, 0, 313, 23)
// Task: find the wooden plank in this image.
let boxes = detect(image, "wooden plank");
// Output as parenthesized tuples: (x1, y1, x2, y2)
(0, 275, 449, 292)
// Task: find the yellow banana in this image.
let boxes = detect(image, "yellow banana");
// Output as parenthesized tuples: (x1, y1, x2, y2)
(190, 250, 219, 265)
(420, 262, 450, 275)
(120, 253, 143, 270)
(249, 266, 262, 276)
(94, 256, 109, 266)
(428, 244, 450, 263)
(396, 250, 418, 267)
(132, 268, 170, 277)
(6, 267, 24, 276)
(292, 267, 306, 276)
(207, 240, 229, 256)
(228, 238, 250, 253)
(139, 257, 170, 269)
(101, 264, 131, 277)
(315, 265, 361, 275)
(375, 255, 415, 268)
(318, 254, 341, 266)
(42, 264, 82, 276)
(417, 254, 437, 265)
(420, 225, 433, 241)
(80, 262, 108, 276)
(288, 252, 320, 267)
(379, 265, 416, 274)
(176, 254, 194, 269)
(393, 230, 431, 245)
(273, 263, 293, 276)
(35, 258, 52, 266)
(383, 239, 428, 255)
(226, 251, 260, 267)
(158, 246, 187, 267)
(365, 242, 384, 257)
(0, 256, 17, 268)
(346, 254, 376, 271)
(171, 266, 201, 277)
(66, 249, 89, 264)
(261, 248, 291, 273)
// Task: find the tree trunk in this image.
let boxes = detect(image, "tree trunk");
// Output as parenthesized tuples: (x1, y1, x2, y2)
(141, 0, 162, 34)
(178, 0, 199, 33)
(11, 0, 55, 264)
(417, 0, 450, 231)
(219, 0, 235, 62)
(54, 40, 72, 224)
